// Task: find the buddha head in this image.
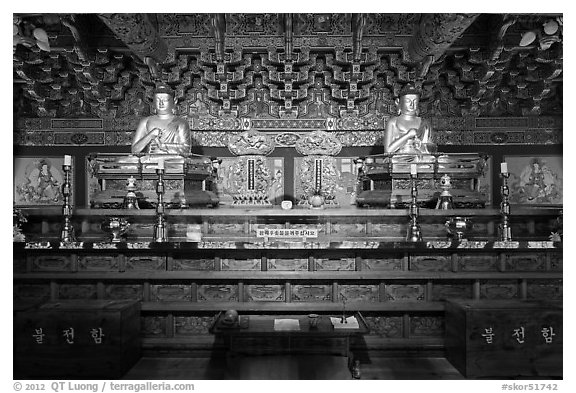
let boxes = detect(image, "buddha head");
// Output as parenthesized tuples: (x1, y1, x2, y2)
(153, 84, 176, 115)
(396, 84, 421, 116)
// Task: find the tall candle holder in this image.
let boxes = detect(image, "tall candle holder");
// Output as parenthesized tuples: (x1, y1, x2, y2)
(153, 166, 168, 242)
(60, 162, 76, 243)
(499, 171, 512, 241)
(406, 169, 423, 242)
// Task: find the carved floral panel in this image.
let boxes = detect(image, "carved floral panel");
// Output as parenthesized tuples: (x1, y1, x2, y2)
(360, 257, 402, 271)
(105, 284, 143, 301)
(365, 316, 403, 338)
(457, 254, 498, 271)
(221, 258, 261, 271)
(480, 280, 518, 299)
(141, 316, 167, 337)
(315, 257, 355, 271)
(174, 316, 212, 336)
(151, 285, 192, 302)
(504, 253, 546, 271)
(208, 222, 245, 235)
(291, 285, 331, 302)
(126, 256, 166, 271)
(410, 316, 444, 337)
(58, 284, 97, 300)
(245, 285, 285, 302)
(527, 279, 562, 300)
(14, 284, 50, 302)
(267, 258, 308, 271)
(410, 255, 451, 271)
(78, 255, 119, 271)
(197, 285, 238, 302)
(338, 285, 379, 302)
(31, 255, 71, 272)
(431, 282, 473, 301)
(171, 258, 215, 271)
(385, 284, 425, 301)
(550, 254, 562, 271)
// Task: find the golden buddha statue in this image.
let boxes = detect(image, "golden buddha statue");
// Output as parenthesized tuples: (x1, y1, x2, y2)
(384, 84, 436, 155)
(131, 84, 191, 160)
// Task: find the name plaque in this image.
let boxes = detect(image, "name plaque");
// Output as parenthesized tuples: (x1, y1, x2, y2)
(256, 226, 318, 238)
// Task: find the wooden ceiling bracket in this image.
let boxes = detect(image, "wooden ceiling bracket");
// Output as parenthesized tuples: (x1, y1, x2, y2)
(98, 13, 168, 65)
(408, 14, 479, 77)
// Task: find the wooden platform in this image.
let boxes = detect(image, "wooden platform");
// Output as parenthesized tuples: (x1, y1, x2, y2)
(122, 356, 465, 380)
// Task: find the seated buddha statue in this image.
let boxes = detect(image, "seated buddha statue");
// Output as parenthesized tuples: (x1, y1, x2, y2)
(131, 84, 191, 163)
(384, 84, 436, 155)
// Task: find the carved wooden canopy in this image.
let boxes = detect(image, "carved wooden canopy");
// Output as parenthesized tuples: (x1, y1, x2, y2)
(13, 13, 562, 126)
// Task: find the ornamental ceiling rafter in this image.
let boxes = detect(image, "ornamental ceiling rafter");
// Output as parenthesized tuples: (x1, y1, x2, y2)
(14, 13, 562, 128)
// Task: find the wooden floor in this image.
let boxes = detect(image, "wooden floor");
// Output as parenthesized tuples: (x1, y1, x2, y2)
(122, 355, 466, 380)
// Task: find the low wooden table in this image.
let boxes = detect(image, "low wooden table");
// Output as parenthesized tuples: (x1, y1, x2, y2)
(210, 313, 369, 379)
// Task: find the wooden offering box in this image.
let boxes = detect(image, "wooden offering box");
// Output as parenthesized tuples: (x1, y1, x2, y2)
(445, 299, 562, 378)
(14, 300, 141, 379)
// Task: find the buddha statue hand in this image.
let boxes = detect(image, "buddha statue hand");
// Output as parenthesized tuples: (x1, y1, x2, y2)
(407, 128, 418, 138)
(413, 136, 422, 150)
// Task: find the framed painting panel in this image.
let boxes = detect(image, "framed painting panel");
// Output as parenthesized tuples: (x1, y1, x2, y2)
(14, 156, 74, 207)
(503, 155, 562, 206)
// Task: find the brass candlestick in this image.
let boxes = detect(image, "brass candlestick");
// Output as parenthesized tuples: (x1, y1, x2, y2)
(153, 167, 167, 242)
(60, 163, 76, 243)
(406, 172, 423, 242)
(435, 174, 454, 210)
(499, 171, 512, 241)
(122, 176, 140, 209)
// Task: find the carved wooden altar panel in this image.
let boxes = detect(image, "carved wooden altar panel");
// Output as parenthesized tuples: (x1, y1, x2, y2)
(385, 284, 425, 301)
(360, 256, 403, 271)
(105, 284, 144, 301)
(14, 284, 51, 303)
(244, 285, 286, 302)
(505, 253, 547, 271)
(527, 280, 562, 300)
(125, 256, 166, 271)
(431, 282, 473, 301)
(410, 255, 451, 271)
(338, 285, 379, 302)
(58, 284, 97, 300)
(266, 257, 308, 271)
(458, 254, 499, 271)
(291, 285, 332, 302)
(30, 255, 72, 272)
(410, 316, 444, 337)
(480, 280, 518, 299)
(365, 315, 403, 338)
(197, 284, 238, 302)
(170, 257, 216, 271)
(78, 255, 119, 271)
(142, 316, 167, 338)
(174, 316, 212, 336)
(151, 285, 192, 302)
(314, 257, 355, 271)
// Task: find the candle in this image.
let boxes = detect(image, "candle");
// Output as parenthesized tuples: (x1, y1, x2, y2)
(500, 162, 508, 174)
(64, 155, 72, 166)
(410, 164, 418, 176)
(157, 159, 164, 170)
